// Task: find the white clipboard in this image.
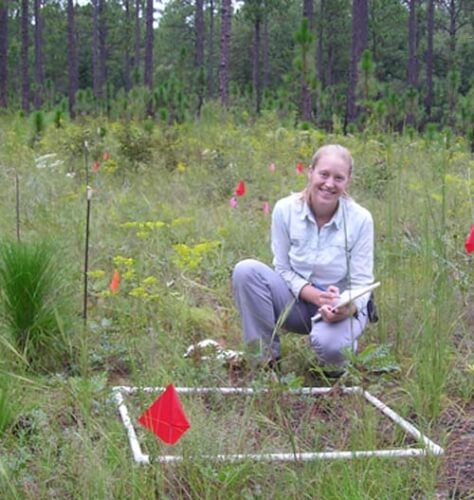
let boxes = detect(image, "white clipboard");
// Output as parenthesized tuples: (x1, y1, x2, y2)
(311, 282, 381, 323)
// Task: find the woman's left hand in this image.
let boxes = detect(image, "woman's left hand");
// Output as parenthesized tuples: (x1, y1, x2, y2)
(319, 303, 356, 323)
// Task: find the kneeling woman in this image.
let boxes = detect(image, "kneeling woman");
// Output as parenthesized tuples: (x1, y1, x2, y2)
(232, 144, 375, 370)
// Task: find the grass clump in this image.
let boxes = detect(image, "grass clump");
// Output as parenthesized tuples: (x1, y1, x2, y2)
(0, 240, 75, 373)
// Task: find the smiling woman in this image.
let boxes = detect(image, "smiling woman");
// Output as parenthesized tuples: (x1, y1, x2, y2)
(232, 144, 375, 374)
(305, 145, 353, 226)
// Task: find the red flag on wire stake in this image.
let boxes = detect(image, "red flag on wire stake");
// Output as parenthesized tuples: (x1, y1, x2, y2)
(235, 180, 246, 197)
(295, 162, 305, 174)
(138, 384, 191, 445)
(465, 225, 474, 254)
(109, 270, 121, 294)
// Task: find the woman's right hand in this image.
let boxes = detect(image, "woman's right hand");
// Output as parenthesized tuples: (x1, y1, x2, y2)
(316, 285, 340, 307)
(299, 284, 340, 308)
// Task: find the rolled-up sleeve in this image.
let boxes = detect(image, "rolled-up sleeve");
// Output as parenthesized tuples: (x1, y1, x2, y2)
(349, 211, 374, 311)
(271, 200, 308, 298)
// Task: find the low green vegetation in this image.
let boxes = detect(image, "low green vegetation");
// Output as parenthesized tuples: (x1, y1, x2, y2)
(0, 240, 76, 373)
(0, 109, 472, 498)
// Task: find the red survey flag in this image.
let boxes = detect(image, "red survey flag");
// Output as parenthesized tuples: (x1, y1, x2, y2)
(92, 160, 101, 172)
(235, 180, 246, 197)
(138, 384, 191, 445)
(296, 162, 305, 174)
(109, 270, 121, 294)
(465, 225, 474, 254)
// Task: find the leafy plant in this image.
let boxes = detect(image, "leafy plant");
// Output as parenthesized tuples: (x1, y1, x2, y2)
(116, 123, 154, 169)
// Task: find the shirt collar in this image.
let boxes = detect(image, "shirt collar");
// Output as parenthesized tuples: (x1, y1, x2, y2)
(300, 199, 315, 223)
(301, 196, 346, 229)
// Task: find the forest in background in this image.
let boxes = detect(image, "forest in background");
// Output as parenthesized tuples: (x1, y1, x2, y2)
(1, 0, 474, 139)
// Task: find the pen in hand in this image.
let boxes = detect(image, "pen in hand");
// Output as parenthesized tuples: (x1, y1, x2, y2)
(312, 284, 340, 309)
(311, 284, 341, 321)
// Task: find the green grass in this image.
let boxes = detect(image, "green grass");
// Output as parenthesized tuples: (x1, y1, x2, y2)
(0, 109, 471, 497)
(0, 240, 76, 372)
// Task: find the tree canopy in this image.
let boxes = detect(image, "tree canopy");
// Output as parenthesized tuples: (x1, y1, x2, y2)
(0, 0, 473, 137)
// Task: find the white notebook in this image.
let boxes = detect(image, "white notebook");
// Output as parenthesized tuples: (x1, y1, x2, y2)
(311, 282, 381, 323)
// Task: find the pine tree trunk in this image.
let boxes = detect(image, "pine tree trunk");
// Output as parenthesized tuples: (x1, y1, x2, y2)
(253, 15, 261, 114)
(67, 0, 78, 118)
(347, 0, 368, 125)
(124, 0, 131, 92)
(144, 0, 154, 115)
(0, 0, 8, 108)
(33, 0, 44, 109)
(134, 0, 141, 81)
(406, 0, 418, 127)
(300, 42, 312, 121)
(297, 17, 313, 122)
(407, 0, 418, 88)
(92, 0, 101, 100)
(207, 0, 215, 98)
(303, 0, 314, 31)
(219, 0, 232, 107)
(144, 0, 153, 89)
(316, 0, 324, 85)
(99, 0, 107, 102)
(425, 0, 434, 118)
(448, 0, 456, 67)
(194, 0, 205, 115)
(262, 14, 269, 90)
(21, 0, 30, 113)
(195, 0, 204, 67)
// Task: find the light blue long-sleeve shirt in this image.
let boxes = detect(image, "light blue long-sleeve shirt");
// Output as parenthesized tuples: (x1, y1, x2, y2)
(271, 193, 374, 311)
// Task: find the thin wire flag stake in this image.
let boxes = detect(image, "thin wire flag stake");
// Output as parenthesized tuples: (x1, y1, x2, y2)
(15, 169, 21, 243)
(82, 142, 91, 324)
(83, 185, 93, 324)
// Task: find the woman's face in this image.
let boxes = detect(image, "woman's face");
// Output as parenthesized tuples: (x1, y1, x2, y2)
(307, 153, 351, 213)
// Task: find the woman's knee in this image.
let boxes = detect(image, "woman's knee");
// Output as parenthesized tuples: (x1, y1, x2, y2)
(232, 259, 263, 288)
(309, 325, 358, 365)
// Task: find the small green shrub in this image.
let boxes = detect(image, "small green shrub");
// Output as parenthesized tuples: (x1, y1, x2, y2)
(0, 241, 74, 372)
(116, 123, 154, 169)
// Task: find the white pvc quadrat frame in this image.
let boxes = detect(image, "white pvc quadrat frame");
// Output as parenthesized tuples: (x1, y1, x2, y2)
(112, 385, 444, 465)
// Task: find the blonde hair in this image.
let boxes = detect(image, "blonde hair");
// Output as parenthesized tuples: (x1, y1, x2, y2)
(310, 144, 353, 175)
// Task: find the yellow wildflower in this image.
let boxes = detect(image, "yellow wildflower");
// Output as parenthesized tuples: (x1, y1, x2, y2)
(136, 231, 150, 239)
(129, 287, 149, 298)
(113, 256, 135, 267)
(142, 276, 158, 286)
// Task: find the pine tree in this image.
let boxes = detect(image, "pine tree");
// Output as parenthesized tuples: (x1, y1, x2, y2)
(206, 0, 215, 97)
(347, 0, 368, 125)
(295, 18, 313, 122)
(219, 0, 232, 107)
(67, 0, 78, 118)
(425, 0, 434, 118)
(0, 0, 8, 108)
(33, 0, 45, 109)
(21, 0, 30, 113)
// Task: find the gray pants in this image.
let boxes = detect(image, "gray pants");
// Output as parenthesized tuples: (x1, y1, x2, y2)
(232, 259, 368, 366)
